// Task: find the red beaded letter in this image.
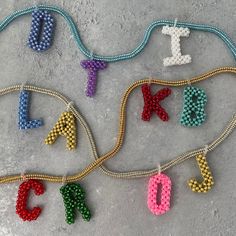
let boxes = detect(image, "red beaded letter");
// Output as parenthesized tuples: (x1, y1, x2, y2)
(141, 84, 171, 121)
(16, 179, 45, 221)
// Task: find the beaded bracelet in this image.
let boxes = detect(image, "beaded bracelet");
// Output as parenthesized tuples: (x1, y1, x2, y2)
(1, 5, 236, 97)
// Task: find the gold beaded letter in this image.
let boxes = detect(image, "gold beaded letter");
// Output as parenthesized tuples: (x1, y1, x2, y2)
(188, 154, 214, 193)
(45, 111, 77, 150)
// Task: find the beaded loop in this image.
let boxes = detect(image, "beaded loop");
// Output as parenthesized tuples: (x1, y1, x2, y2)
(60, 183, 91, 224)
(188, 154, 214, 193)
(141, 84, 172, 122)
(147, 173, 172, 215)
(80, 59, 108, 97)
(45, 111, 77, 150)
(16, 179, 45, 221)
(180, 86, 207, 127)
(18, 90, 43, 129)
(28, 9, 54, 52)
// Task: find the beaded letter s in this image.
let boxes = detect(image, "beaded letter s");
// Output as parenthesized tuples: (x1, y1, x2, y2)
(147, 173, 172, 215)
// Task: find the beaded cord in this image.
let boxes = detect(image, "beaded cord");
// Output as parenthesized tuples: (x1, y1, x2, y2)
(28, 9, 54, 52)
(141, 84, 171, 121)
(0, 68, 235, 184)
(1, 5, 236, 62)
(60, 183, 91, 224)
(147, 173, 171, 215)
(80, 59, 107, 97)
(45, 111, 76, 150)
(18, 90, 43, 129)
(180, 86, 207, 127)
(162, 26, 191, 66)
(16, 179, 45, 221)
(188, 154, 214, 193)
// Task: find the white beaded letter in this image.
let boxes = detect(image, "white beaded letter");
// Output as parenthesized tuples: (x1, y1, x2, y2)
(162, 26, 191, 66)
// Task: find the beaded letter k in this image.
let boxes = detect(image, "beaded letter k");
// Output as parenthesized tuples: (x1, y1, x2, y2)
(141, 84, 172, 121)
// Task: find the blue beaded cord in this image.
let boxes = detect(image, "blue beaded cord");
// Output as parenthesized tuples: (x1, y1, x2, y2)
(0, 5, 236, 62)
(18, 90, 43, 129)
(180, 86, 207, 127)
(28, 9, 54, 51)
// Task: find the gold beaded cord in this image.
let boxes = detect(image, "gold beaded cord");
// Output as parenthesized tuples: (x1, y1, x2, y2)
(0, 67, 235, 184)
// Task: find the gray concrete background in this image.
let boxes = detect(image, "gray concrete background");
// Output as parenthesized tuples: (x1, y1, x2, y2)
(0, 0, 236, 235)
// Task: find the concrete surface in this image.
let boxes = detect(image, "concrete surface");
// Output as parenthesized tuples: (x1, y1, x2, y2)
(0, 0, 236, 235)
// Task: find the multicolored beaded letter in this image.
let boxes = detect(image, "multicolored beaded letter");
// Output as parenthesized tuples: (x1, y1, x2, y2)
(188, 154, 214, 193)
(147, 173, 172, 215)
(60, 183, 91, 224)
(80, 60, 107, 97)
(16, 180, 45, 221)
(45, 111, 76, 150)
(141, 84, 172, 121)
(180, 86, 207, 127)
(28, 10, 54, 52)
(18, 90, 43, 129)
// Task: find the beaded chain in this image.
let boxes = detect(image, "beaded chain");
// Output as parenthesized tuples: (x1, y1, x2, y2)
(1, 5, 236, 62)
(16, 180, 45, 221)
(60, 183, 91, 224)
(45, 111, 77, 150)
(18, 90, 43, 129)
(0, 67, 235, 184)
(27, 10, 54, 52)
(188, 154, 214, 193)
(180, 86, 207, 127)
(141, 84, 171, 122)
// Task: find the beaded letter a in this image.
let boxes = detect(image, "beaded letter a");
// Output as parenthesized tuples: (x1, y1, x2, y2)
(180, 86, 207, 127)
(147, 173, 172, 215)
(188, 154, 214, 193)
(45, 111, 76, 150)
(60, 183, 91, 224)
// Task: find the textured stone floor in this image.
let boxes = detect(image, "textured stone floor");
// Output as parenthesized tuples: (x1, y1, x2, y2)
(0, 0, 236, 235)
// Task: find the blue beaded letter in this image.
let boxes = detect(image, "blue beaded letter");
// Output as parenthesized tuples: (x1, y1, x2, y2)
(180, 86, 207, 127)
(18, 90, 43, 129)
(28, 10, 54, 52)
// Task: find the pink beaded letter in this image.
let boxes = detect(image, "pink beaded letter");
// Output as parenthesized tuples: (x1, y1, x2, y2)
(147, 173, 172, 215)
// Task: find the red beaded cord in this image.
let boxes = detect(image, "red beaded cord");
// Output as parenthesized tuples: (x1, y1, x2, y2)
(16, 179, 45, 221)
(141, 84, 172, 121)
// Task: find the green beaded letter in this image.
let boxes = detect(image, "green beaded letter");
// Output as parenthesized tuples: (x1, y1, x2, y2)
(180, 86, 207, 127)
(60, 183, 91, 224)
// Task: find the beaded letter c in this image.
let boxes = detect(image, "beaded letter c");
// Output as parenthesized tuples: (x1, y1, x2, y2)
(147, 173, 172, 215)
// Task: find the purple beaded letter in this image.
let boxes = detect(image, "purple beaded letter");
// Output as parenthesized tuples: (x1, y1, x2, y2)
(80, 60, 107, 97)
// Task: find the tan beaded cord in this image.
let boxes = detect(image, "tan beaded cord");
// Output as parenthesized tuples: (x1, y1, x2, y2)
(0, 67, 235, 184)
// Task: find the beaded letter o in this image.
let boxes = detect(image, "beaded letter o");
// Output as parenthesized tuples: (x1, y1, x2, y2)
(180, 86, 207, 127)
(28, 10, 54, 52)
(16, 179, 45, 221)
(147, 173, 172, 215)
(188, 154, 214, 193)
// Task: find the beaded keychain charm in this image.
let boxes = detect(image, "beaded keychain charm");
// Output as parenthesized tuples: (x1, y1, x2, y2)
(18, 90, 43, 129)
(180, 85, 207, 127)
(147, 170, 172, 215)
(141, 84, 172, 121)
(27, 10, 54, 52)
(188, 153, 214, 193)
(16, 179, 45, 221)
(45, 111, 77, 150)
(60, 183, 91, 224)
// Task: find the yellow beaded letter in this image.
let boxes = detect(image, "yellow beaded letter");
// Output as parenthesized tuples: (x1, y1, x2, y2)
(188, 154, 214, 193)
(45, 111, 76, 150)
